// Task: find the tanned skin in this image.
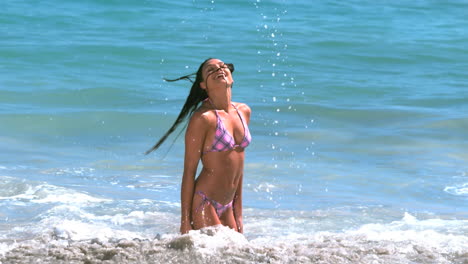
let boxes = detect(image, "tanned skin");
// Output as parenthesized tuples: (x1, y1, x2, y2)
(180, 59, 251, 234)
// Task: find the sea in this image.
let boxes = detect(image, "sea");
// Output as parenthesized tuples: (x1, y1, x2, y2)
(1, 0, 467, 263)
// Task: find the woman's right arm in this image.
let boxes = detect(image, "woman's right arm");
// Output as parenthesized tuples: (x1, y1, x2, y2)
(180, 112, 207, 234)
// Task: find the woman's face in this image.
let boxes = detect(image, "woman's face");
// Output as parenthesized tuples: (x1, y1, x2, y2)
(200, 59, 234, 90)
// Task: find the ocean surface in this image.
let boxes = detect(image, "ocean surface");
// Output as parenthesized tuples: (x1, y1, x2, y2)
(1, 0, 467, 263)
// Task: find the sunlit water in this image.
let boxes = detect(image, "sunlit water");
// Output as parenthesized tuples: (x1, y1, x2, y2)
(1, 0, 467, 263)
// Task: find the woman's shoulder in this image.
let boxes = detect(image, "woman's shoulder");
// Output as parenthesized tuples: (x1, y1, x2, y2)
(233, 101, 251, 113)
(185, 109, 215, 138)
(233, 101, 251, 120)
(190, 104, 217, 125)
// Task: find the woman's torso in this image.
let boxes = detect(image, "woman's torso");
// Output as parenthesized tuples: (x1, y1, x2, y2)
(193, 101, 250, 204)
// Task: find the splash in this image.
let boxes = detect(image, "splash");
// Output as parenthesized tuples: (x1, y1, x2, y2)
(1, 222, 466, 263)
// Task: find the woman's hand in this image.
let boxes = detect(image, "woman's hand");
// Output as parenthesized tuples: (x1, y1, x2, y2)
(236, 218, 243, 234)
(233, 172, 244, 234)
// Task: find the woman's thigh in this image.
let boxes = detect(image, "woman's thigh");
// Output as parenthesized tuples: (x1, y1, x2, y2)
(191, 194, 221, 230)
(219, 207, 238, 231)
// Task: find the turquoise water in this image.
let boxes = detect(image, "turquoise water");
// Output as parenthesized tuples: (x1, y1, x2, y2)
(1, 0, 467, 263)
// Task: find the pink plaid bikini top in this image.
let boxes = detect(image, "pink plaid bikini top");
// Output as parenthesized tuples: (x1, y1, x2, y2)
(204, 99, 252, 153)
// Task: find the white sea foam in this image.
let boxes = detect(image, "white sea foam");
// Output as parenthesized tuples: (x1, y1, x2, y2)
(251, 182, 276, 193)
(31, 185, 111, 204)
(0, 242, 17, 256)
(0, 176, 111, 205)
(444, 182, 468, 196)
(50, 220, 144, 241)
(40, 167, 95, 176)
(39, 205, 173, 226)
(0, 176, 31, 200)
(1, 222, 466, 264)
(346, 213, 468, 254)
(109, 210, 175, 226)
(13, 205, 178, 247)
(1, 175, 466, 263)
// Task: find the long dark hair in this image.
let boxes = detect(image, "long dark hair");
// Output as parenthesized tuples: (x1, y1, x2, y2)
(145, 58, 213, 155)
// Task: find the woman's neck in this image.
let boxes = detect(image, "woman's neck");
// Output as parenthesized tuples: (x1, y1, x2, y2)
(208, 89, 232, 112)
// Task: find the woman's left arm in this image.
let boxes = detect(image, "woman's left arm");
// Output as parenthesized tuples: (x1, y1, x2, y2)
(233, 173, 243, 233)
(234, 103, 251, 234)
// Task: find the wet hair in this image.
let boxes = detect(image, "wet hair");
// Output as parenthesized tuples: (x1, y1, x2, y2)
(145, 58, 234, 155)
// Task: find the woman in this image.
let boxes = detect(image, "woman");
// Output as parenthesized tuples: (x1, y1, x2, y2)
(146, 58, 251, 234)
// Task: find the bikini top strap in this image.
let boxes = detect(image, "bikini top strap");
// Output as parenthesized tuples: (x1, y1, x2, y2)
(232, 103, 246, 123)
(206, 98, 219, 117)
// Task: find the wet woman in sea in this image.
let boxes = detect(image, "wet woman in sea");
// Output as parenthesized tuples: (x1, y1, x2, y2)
(146, 58, 252, 234)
